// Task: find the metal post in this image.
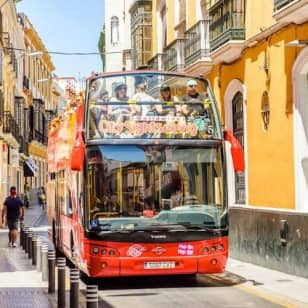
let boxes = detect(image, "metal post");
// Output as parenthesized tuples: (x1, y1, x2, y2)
(36, 239, 42, 271)
(48, 250, 56, 293)
(32, 236, 37, 266)
(70, 268, 79, 308)
(41, 244, 48, 281)
(86, 285, 98, 308)
(27, 231, 33, 259)
(22, 226, 28, 250)
(20, 221, 24, 247)
(25, 228, 29, 254)
(57, 257, 66, 308)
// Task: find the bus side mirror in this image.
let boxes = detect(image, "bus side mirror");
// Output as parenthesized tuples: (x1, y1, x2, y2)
(224, 129, 245, 172)
(71, 130, 85, 171)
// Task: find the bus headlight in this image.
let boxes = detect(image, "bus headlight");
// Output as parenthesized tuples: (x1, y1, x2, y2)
(92, 247, 99, 254)
(217, 244, 224, 251)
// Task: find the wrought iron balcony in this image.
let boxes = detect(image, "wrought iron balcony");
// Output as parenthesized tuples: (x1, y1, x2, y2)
(148, 53, 164, 70)
(23, 75, 30, 90)
(273, 0, 308, 24)
(19, 136, 29, 156)
(274, 0, 295, 11)
(164, 39, 185, 72)
(3, 111, 20, 142)
(184, 20, 210, 68)
(209, 11, 245, 51)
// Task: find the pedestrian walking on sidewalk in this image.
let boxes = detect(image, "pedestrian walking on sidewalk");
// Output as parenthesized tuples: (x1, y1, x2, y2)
(38, 186, 46, 211)
(1, 186, 24, 247)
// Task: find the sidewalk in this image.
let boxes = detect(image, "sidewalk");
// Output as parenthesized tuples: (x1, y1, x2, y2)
(225, 258, 308, 307)
(0, 202, 54, 308)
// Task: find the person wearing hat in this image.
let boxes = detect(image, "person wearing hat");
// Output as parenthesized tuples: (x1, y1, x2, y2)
(110, 82, 129, 102)
(181, 79, 208, 116)
(2, 186, 24, 247)
(107, 81, 132, 121)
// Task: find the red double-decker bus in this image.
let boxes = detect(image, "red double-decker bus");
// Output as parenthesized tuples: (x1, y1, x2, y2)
(47, 71, 244, 278)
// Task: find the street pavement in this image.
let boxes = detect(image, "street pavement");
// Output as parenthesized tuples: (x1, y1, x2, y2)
(0, 202, 53, 307)
(0, 201, 308, 307)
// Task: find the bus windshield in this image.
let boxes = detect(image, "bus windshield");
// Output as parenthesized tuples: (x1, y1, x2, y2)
(86, 73, 221, 140)
(86, 144, 226, 231)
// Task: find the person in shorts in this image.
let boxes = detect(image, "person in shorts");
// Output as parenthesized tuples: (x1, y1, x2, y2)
(2, 186, 24, 247)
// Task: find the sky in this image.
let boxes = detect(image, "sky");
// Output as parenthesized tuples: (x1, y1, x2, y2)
(17, 0, 105, 79)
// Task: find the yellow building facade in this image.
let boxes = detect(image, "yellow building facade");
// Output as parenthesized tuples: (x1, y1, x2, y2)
(149, 0, 308, 211)
(19, 13, 55, 190)
(147, 0, 308, 276)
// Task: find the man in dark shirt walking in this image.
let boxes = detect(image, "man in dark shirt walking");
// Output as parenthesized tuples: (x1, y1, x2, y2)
(2, 186, 24, 247)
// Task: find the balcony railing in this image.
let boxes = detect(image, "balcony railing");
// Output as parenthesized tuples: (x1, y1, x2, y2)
(209, 11, 245, 51)
(274, 0, 295, 11)
(3, 111, 20, 142)
(19, 136, 29, 156)
(23, 75, 30, 90)
(184, 20, 210, 67)
(164, 39, 185, 72)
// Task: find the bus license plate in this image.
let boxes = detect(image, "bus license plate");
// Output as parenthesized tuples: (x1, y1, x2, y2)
(144, 261, 175, 269)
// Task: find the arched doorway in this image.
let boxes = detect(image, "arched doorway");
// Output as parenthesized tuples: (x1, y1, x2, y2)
(293, 47, 308, 211)
(224, 79, 247, 205)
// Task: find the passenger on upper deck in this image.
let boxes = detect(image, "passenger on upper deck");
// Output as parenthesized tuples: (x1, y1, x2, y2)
(108, 82, 131, 120)
(132, 77, 155, 115)
(181, 79, 209, 117)
(152, 85, 181, 116)
(110, 82, 129, 102)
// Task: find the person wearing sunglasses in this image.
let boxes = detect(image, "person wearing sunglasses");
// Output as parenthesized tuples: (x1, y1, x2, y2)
(182, 79, 208, 116)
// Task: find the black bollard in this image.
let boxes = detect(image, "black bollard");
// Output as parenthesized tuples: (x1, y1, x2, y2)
(27, 231, 33, 259)
(48, 250, 56, 293)
(20, 222, 24, 247)
(24, 228, 29, 254)
(32, 236, 37, 266)
(86, 285, 98, 308)
(57, 257, 66, 308)
(70, 268, 79, 308)
(22, 226, 28, 250)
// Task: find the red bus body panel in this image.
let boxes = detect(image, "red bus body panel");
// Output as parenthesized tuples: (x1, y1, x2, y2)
(83, 237, 228, 277)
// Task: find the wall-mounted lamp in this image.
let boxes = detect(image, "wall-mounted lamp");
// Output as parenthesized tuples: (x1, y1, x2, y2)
(285, 40, 308, 47)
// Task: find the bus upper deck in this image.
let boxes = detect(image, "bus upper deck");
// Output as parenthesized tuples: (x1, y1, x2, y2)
(86, 71, 222, 141)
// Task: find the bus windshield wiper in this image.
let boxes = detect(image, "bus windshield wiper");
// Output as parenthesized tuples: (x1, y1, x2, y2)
(177, 222, 218, 232)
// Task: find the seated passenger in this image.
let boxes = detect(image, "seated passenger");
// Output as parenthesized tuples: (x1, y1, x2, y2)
(108, 82, 131, 120)
(110, 82, 129, 102)
(107, 193, 121, 213)
(98, 89, 109, 102)
(181, 79, 209, 117)
(152, 85, 181, 116)
(132, 77, 155, 115)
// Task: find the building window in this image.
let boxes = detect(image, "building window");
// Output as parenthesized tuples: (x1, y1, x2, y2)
(111, 16, 119, 44)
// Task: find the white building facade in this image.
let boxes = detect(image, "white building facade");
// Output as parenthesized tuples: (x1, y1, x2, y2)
(104, 0, 133, 72)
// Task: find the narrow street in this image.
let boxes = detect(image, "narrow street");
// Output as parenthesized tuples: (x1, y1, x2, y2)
(1, 203, 307, 308)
